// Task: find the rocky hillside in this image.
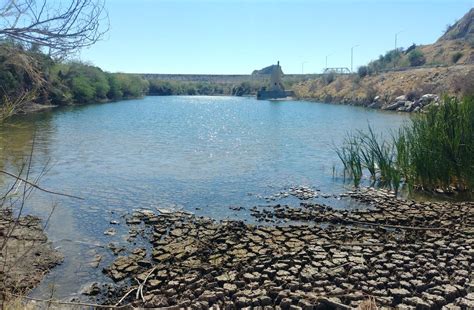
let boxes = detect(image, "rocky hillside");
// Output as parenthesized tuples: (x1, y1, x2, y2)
(438, 8, 473, 42)
(294, 9, 474, 112)
(294, 65, 474, 112)
(418, 8, 474, 65)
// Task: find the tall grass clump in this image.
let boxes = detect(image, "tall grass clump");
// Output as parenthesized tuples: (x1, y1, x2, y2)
(336, 96, 474, 193)
(336, 126, 401, 193)
(335, 133, 363, 187)
(398, 96, 474, 190)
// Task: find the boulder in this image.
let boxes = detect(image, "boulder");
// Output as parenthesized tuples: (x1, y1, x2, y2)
(368, 101, 382, 109)
(383, 100, 406, 110)
(421, 94, 438, 101)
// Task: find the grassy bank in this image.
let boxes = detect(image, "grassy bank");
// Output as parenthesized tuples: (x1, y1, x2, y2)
(336, 96, 474, 193)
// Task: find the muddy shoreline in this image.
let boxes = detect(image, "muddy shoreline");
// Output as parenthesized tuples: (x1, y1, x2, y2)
(0, 210, 63, 300)
(90, 188, 474, 309)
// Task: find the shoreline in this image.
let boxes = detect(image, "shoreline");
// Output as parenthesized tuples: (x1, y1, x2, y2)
(88, 188, 473, 309)
(0, 210, 63, 302)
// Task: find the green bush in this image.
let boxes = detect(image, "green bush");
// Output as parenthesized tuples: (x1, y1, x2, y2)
(407, 49, 426, 67)
(71, 76, 95, 103)
(0, 42, 149, 111)
(357, 66, 369, 78)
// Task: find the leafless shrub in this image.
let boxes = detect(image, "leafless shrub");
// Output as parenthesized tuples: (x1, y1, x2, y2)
(0, 0, 109, 57)
(0, 91, 37, 122)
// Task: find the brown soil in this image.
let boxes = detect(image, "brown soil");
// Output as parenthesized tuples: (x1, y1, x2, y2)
(0, 210, 63, 300)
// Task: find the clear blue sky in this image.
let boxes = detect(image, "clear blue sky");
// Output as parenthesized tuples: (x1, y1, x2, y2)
(80, 0, 473, 74)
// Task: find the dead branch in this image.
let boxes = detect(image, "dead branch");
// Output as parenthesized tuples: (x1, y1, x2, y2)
(0, 170, 84, 200)
(0, 0, 109, 57)
(5, 292, 132, 308)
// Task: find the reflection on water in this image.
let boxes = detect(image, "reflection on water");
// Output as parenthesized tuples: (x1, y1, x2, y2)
(0, 96, 410, 298)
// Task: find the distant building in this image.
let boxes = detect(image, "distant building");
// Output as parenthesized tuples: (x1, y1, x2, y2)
(256, 61, 294, 100)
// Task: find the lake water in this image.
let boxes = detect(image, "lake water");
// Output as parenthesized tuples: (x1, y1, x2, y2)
(0, 96, 410, 299)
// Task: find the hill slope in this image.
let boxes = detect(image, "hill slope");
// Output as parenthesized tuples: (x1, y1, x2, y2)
(438, 8, 474, 42)
(294, 8, 474, 111)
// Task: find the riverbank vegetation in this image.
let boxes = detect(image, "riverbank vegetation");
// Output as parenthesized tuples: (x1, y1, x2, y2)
(336, 96, 474, 193)
(0, 41, 149, 121)
(147, 79, 266, 96)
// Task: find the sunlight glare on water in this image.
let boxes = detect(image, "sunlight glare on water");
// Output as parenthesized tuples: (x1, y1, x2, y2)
(0, 96, 410, 298)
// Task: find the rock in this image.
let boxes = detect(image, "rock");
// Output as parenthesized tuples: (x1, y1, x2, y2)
(421, 94, 438, 102)
(223, 283, 238, 293)
(126, 218, 141, 225)
(368, 101, 382, 109)
(259, 295, 272, 306)
(236, 296, 251, 308)
(404, 101, 414, 112)
(389, 288, 411, 303)
(81, 282, 101, 296)
(104, 228, 116, 236)
(395, 95, 407, 101)
(280, 297, 292, 309)
(199, 290, 217, 303)
(383, 100, 405, 110)
(403, 296, 432, 309)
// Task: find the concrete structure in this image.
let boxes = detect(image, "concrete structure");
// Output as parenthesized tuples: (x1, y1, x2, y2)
(257, 61, 294, 100)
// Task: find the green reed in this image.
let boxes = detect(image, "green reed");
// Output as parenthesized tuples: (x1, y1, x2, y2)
(336, 96, 474, 192)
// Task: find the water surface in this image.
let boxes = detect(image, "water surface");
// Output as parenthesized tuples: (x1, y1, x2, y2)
(0, 96, 410, 298)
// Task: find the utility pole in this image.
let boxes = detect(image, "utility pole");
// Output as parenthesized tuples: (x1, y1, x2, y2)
(395, 30, 403, 50)
(301, 61, 308, 74)
(351, 45, 359, 73)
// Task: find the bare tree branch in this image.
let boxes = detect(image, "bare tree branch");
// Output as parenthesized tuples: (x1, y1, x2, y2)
(0, 0, 109, 58)
(0, 170, 84, 200)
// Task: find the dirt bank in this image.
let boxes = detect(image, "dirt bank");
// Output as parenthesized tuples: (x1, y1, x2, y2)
(293, 65, 474, 112)
(96, 188, 473, 309)
(0, 210, 63, 300)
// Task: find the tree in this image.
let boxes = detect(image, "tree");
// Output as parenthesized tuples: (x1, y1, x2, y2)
(0, 0, 108, 57)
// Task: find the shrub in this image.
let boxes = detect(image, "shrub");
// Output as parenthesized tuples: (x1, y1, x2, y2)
(358, 66, 369, 78)
(407, 49, 426, 67)
(406, 90, 419, 101)
(323, 72, 335, 85)
(450, 69, 474, 97)
(452, 52, 463, 64)
(365, 84, 377, 102)
(71, 76, 95, 103)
